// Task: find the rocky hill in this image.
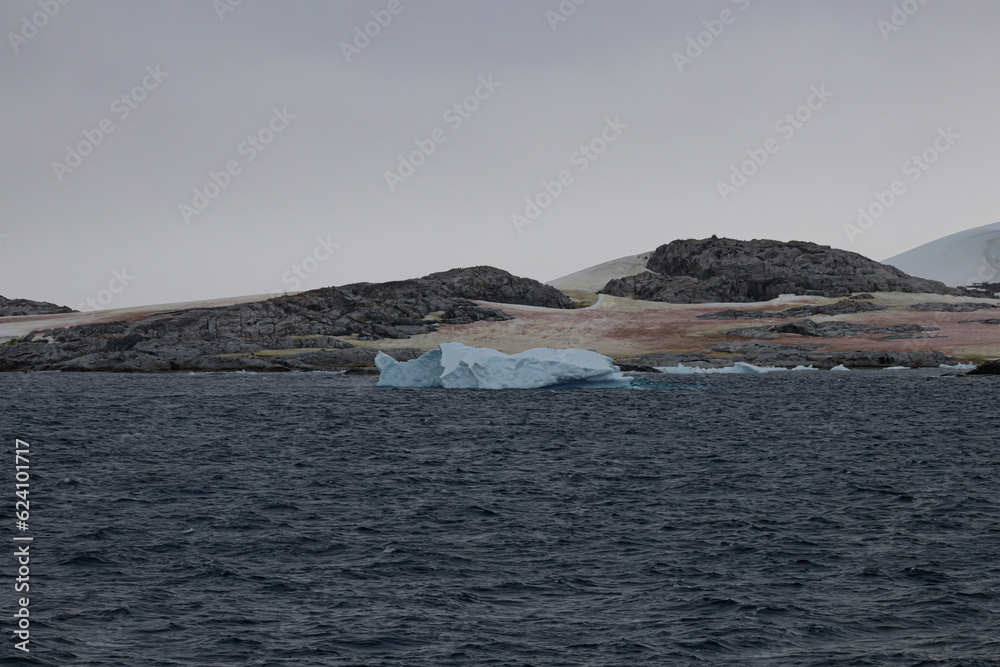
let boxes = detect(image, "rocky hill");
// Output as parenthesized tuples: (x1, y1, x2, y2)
(0, 267, 571, 372)
(0, 295, 74, 317)
(602, 237, 962, 303)
(340, 266, 573, 312)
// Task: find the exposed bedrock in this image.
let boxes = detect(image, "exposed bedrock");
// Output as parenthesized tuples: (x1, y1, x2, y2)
(0, 267, 568, 372)
(699, 298, 888, 320)
(619, 345, 957, 370)
(341, 266, 574, 311)
(619, 342, 957, 370)
(910, 301, 998, 312)
(601, 237, 962, 303)
(0, 295, 74, 317)
(723, 320, 939, 341)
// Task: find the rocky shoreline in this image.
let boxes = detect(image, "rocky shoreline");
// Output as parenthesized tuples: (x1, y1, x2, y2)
(0, 267, 571, 373)
(2, 239, 999, 375)
(616, 343, 959, 372)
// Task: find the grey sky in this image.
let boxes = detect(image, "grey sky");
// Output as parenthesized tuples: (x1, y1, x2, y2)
(2, 0, 997, 309)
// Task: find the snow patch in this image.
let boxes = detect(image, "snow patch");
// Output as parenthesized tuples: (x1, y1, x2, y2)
(547, 253, 652, 293)
(884, 221, 1000, 287)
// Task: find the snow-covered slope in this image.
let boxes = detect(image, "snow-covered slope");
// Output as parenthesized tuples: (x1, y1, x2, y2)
(883, 222, 1000, 287)
(547, 252, 651, 293)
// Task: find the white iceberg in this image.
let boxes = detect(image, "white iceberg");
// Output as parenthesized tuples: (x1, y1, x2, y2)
(655, 362, 819, 375)
(830, 364, 851, 372)
(375, 343, 633, 389)
(940, 363, 976, 370)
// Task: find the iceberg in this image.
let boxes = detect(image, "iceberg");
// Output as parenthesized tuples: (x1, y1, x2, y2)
(655, 363, 819, 375)
(940, 363, 977, 370)
(375, 343, 633, 389)
(830, 364, 851, 372)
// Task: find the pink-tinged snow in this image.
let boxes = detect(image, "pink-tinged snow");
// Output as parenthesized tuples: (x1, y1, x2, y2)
(365, 294, 1000, 362)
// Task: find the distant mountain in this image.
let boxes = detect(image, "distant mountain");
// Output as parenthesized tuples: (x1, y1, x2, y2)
(598, 237, 961, 303)
(883, 222, 1000, 287)
(0, 295, 74, 317)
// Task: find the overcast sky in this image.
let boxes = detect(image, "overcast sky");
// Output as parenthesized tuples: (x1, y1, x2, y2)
(2, 0, 997, 309)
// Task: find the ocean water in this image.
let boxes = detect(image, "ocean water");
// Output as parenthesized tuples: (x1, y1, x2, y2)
(1, 371, 999, 666)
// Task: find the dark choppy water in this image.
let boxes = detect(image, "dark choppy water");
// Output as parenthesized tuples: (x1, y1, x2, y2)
(1, 371, 999, 666)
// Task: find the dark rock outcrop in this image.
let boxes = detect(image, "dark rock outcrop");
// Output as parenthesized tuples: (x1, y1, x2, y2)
(602, 238, 962, 303)
(0, 266, 568, 372)
(965, 283, 1000, 299)
(724, 320, 938, 340)
(341, 266, 573, 311)
(967, 360, 1000, 375)
(619, 343, 957, 370)
(614, 362, 660, 373)
(911, 302, 997, 312)
(0, 295, 74, 317)
(706, 341, 956, 369)
(699, 299, 888, 320)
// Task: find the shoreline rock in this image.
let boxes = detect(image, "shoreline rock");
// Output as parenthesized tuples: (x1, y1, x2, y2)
(967, 360, 1000, 376)
(0, 267, 566, 373)
(619, 343, 958, 371)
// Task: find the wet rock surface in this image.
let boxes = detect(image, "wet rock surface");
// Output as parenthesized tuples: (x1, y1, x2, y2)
(618, 342, 957, 370)
(967, 360, 1000, 375)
